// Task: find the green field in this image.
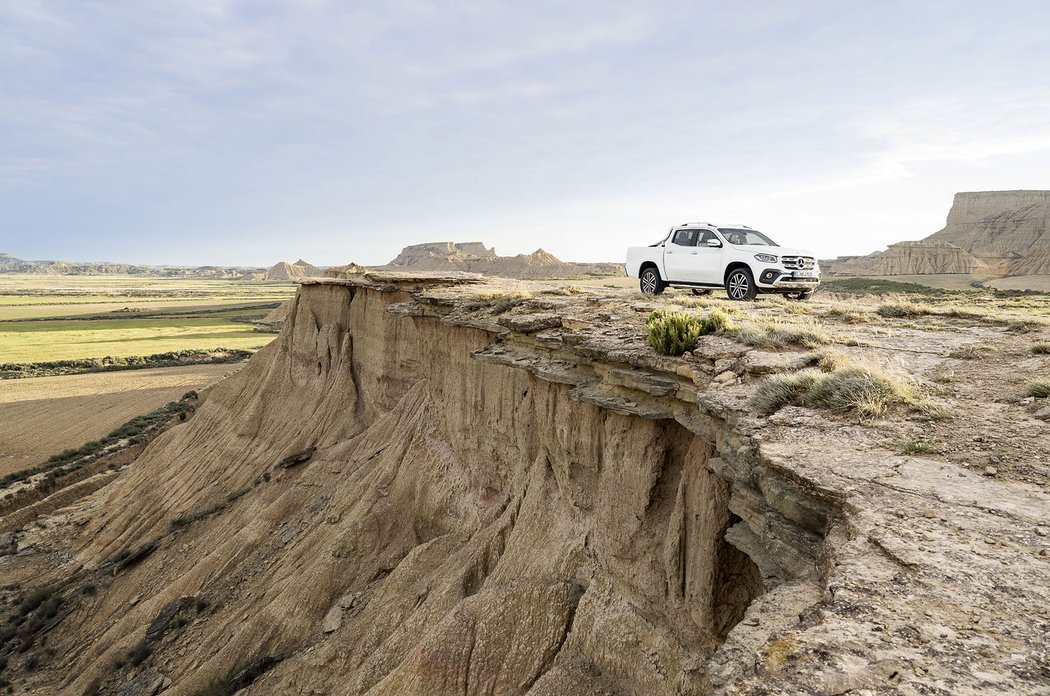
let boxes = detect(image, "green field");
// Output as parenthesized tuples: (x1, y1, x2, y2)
(0, 275, 295, 363)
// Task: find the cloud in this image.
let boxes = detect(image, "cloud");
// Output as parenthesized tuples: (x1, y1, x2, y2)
(1, 1, 1048, 265)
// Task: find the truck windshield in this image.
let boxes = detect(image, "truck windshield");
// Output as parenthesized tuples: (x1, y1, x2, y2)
(718, 228, 778, 247)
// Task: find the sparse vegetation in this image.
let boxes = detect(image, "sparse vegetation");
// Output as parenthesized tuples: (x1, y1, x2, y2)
(128, 640, 151, 667)
(0, 395, 197, 489)
(877, 301, 931, 318)
(1, 349, 252, 380)
(814, 348, 847, 373)
(731, 323, 833, 349)
(822, 306, 874, 323)
(948, 344, 996, 360)
(1032, 343, 1050, 355)
(1025, 379, 1050, 398)
(753, 357, 942, 420)
(645, 309, 735, 355)
(892, 437, 946, 455)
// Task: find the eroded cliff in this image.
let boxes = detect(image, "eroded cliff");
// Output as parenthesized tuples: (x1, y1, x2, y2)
(2, 273, 1048, 695)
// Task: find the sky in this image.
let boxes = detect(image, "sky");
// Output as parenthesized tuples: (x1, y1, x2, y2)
(1, 0, 1048, 267)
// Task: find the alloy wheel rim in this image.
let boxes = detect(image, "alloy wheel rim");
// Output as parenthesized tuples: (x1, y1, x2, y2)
(729, 273, 747, 299)
(642, 272, 657, 294)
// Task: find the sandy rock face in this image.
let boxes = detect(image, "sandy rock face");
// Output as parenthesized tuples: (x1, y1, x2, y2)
(929, 190, 1050, 258)
(824, 190, 1050, 277)
(5, 273, 1047, 695)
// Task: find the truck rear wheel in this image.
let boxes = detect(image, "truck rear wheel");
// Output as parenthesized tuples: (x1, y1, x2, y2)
(640, 267, 665, 296)
(726, 268, 758, 301)
(691, 288, 712, 296)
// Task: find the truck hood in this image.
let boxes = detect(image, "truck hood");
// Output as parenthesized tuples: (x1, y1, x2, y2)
(731, 244, 818, 258)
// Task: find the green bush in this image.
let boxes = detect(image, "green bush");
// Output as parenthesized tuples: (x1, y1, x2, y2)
(645, 309, 734, 356)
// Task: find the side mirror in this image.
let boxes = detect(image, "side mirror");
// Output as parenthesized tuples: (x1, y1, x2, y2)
(705, 239, 722, 248)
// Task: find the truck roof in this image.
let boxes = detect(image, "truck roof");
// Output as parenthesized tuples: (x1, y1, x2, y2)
(674, 223, 753, 229)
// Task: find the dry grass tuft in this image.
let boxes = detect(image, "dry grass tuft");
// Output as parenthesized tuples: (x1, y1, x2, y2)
(751, 370, 821, 413)
(892, 437, 946, 455)
(753, 355, 944, 420)
(733, 323, 834, 349)
(814, 348, 848, 373)
(1025, 379, 1050, 398)
(877, 301, 932, 318)
(948, 343, 997, 360)
(1031, 343, 1050, 355)
(822, 306, 874, 324)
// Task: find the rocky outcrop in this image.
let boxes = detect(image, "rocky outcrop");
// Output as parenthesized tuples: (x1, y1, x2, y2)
(927, 190, 1050, 258)
(1006, 241, 1050, 276)
(823, 190, 1050, 279)
(1, 273, 1047, 694)
(265, 259, 319, 281)
(384, 241, 622, 278)
(855, 240, 987, 275)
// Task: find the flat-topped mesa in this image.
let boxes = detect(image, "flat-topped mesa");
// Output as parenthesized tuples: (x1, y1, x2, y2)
(926, 190, 1050, 259)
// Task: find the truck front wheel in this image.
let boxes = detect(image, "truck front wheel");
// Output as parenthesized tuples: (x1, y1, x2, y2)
(640, 267, 666, 295)
(726, 268, 758, 301)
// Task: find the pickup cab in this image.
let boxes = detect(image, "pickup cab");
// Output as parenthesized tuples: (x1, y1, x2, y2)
(625, 223, 821, 300)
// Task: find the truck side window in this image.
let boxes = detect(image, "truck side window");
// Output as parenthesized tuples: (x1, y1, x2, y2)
(699, 231, 720, 247)
(671, 229, 698, 246)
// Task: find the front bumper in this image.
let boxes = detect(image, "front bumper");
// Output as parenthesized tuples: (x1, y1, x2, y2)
(757, 268, 821, 290)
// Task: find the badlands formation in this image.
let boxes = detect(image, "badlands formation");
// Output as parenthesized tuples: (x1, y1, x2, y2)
(0, 273, 1047, 695)
(265, 259, 320, 281)
(382, 242, 623, 279)
(825, 190, 1050, 278)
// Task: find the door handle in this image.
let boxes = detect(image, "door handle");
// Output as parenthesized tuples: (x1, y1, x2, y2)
(690, 251, 698, 255)
(666, 251, 673, 254)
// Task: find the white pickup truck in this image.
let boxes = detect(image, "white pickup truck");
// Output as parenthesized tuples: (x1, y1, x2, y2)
(625, 223, 821, 300)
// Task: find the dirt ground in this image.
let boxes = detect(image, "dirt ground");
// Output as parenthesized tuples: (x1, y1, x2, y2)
(0, 363, 242, 475)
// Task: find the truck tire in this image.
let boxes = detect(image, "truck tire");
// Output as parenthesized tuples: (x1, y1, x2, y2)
(640, 267, 666, 296)
(786, 290, 813, 301)
(726, 268, 758, 301)
(691, 288, 712, 296)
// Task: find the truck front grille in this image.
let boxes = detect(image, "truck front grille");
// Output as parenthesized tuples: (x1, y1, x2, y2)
(782, 256, 815, 270)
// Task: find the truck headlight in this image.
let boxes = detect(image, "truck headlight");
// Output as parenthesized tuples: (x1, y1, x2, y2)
(754, 253, 778, 263)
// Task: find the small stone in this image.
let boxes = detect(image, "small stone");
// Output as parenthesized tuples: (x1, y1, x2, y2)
(713, 370, 736, 385)
(923, 509, 936, 518)
(129, 595, 141, 606)
(322, 605, 343, 633)
(984, 467, 997, 477)
(1035, 526, 1049, 537)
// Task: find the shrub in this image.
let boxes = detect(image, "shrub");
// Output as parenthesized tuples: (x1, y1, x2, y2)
(1032, 343, 1050, 355)
(645, 310, 734, 356)
(1026, 379, 1050, 398)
